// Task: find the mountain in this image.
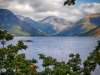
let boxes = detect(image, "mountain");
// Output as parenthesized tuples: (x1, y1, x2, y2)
(38, 16, 73, 35)
(17, 15, 73, 35)
(56, 13, 100, 36)
(16, 15, 42, 30)
(17, 15, 56, 35)
(0, 9, 46, 36)
(83, 27, 100, 37)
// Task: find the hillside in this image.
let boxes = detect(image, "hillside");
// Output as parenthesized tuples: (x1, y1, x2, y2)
(56, 13, 100, 36)
(83, 27, 100, 37)
(0, 9, 46, 36)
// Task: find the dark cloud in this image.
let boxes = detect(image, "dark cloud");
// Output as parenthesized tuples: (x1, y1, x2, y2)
(0, 0, 14, 7)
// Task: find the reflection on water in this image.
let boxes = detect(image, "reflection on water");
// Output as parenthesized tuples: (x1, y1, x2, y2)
(0, 37, 100, 75)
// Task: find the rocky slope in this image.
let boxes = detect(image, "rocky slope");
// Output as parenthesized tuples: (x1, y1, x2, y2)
(38, 16, 73, 35)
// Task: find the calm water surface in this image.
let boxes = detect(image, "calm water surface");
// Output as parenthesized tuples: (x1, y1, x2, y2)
(0, 37, 100, 75)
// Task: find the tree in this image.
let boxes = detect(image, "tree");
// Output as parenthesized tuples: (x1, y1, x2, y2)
(0, 30, 13, 48)
(38, 54, 80, 75)
(67, 53, 81, 74)
(64, 0, 76, 6)
(0, 30, 38, 75)
(82, 40, 100, 75)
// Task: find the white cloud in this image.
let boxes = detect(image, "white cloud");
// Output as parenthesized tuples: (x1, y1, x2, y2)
(79, 3, 100, 15)
(0, 0, 100, 22)
(7, 1, 33, 13)
(62, 3, 100, 22)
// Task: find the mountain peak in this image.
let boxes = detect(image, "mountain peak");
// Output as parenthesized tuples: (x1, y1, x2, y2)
(46, 16, 59, 19)
(0, 9, 19, 21)
(38, 16, 73, 34)
(39, 16, 68, 23)
(0, 9, 14, 16)
(0, 9, 10, 12)
(80, 13, 100, 21)
(38, 16, 72, 25)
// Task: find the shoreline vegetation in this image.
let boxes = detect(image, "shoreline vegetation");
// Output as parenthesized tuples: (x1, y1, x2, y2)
(0, 30, 100, 75)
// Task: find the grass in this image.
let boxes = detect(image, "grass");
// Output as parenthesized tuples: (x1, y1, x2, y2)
(8, 25, 30, 36)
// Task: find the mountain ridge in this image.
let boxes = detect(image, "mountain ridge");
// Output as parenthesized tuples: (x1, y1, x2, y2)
(0, 9, 100, 37)
(16, 15, 43, 31)
(55, 13, 100, 36)
(17, 15, 73, 35)
(0, 9, 46, 36)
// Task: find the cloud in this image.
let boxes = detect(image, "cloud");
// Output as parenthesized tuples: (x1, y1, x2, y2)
(7, 1, 33, 12)
(0, 0, 100, 22)
(60, 3, 100, 22)
(0, 0, 13, 8)
(80, 3, 100, 15)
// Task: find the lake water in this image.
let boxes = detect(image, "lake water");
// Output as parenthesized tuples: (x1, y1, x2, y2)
(0, 37, 100, 75)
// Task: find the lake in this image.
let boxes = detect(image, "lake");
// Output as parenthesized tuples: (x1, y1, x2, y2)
(0, 37, 100, 75)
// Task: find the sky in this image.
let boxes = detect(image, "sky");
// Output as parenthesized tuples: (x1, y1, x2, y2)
(0, 0, 100, 22)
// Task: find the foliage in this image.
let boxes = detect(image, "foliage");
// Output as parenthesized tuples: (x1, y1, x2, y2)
(0, 30, 13, 48)
(0, 30, 100, 75)
(38, 40, 100, 75)
(64, 0, 76, 6)
(0, 30, 38, 75)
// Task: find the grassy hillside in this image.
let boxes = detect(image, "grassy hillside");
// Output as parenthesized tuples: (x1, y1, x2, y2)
(83, 27, 100, 37)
